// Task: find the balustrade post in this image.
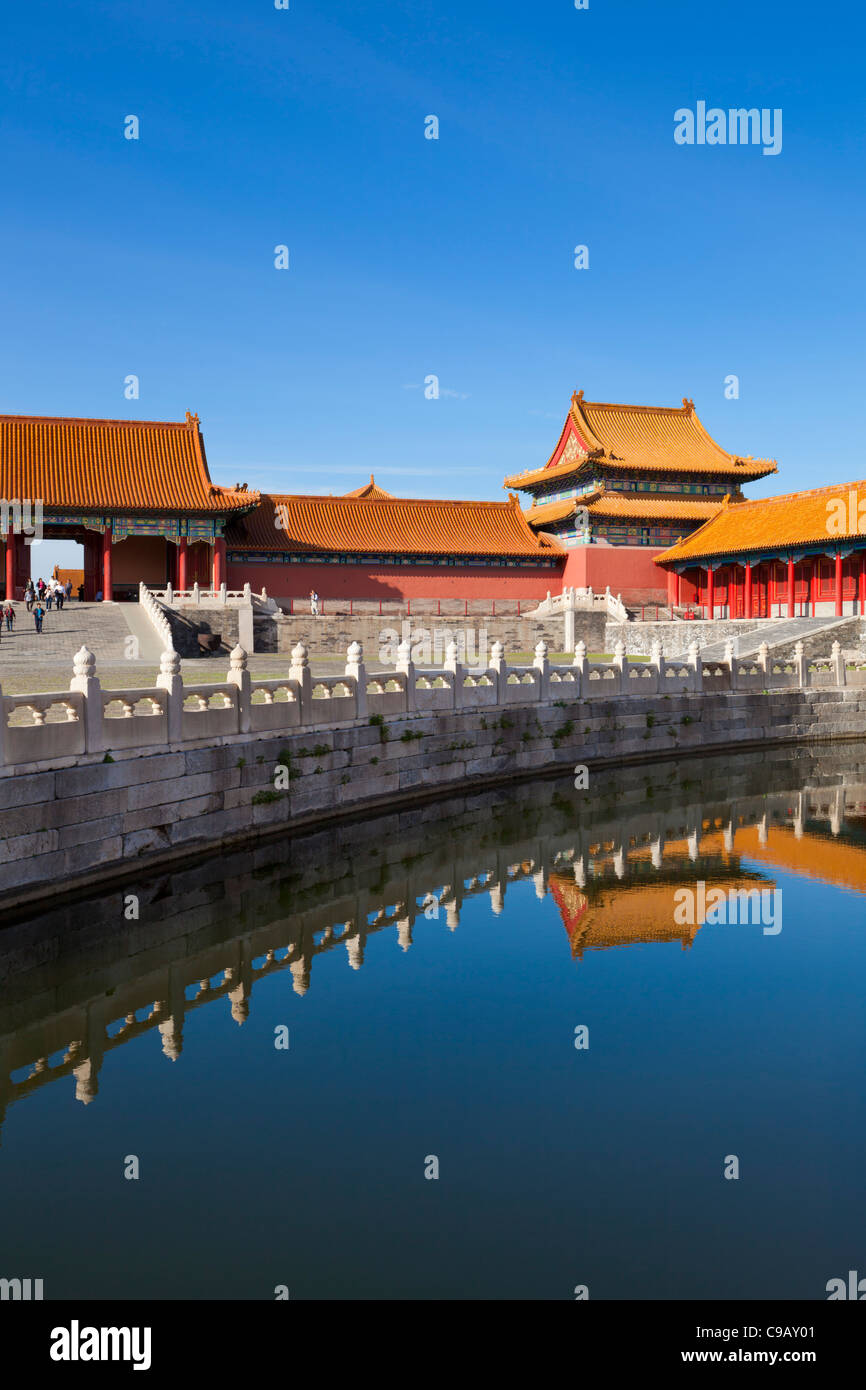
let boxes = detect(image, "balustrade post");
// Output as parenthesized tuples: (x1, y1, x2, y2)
(533, 639, 550, 702)
(226, 645, 251, 733)
(243, 582, 252, 601)
(444, 639, 465, 710)
(649, 638, 662, 693)
(756, 641, 770, 686)
(687, 640, 703, 694)
(219, 582, 227, 606)
(573, 639, 586, 690)
(192, 581, 200, 606)
(832, 639, 846, 687)
(490, 639, 508, 706)
(346, 640, 368, 719)
(612, 639, 626, 695)
(156, 648, 184, 743)
(396, 636, 416, 713)
(165, 582, 174, 606)
(793, 639, 806, 689)
(290, 642, 313, 724)
(723, 639, 736, 690)
(69, 646, 104, 753)
(0, 683, 5, 768)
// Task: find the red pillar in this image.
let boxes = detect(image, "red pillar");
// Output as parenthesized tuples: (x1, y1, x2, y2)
(706, 567, 714, 620)
(178, 537, 189, 590)
(859, 554, 866, 616)
(835, 551, 843, 616)
(212, 537, 226, 589)
(666, 568, 677, 607)
(102, 524, 113, 601)
(5, 527, 13, 600)
(744, 562, 753, 619)
(787, 558, 795, 618)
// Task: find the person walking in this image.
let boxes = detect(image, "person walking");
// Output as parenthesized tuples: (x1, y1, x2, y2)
(55, 585, 64, 611)
(309, 589, 319, 617)
(4, 602, 14, 632)
(46, 587, 54, 610)
(65, 580, 72, 602)
(36, 577, 45, 601)
(25, 581, 35, 612)
(33, 601, 45, 633)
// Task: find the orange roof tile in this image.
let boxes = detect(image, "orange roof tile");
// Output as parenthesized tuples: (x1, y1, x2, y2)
(505, 392, 777, 489)
(735, 824, 866, 894)
(525, 492, 725, 530)
(343, 475, 395, 500)
(227, 491, 563, 557)
(586, 495, 726, 521)
(654, 481, 866, 564)
(0, 413, 258, 514)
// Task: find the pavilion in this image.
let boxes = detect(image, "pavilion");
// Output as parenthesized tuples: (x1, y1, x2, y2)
(1, 412, 259, 600)
(654, 482, 866, 618)
(505, 391, 777, 604)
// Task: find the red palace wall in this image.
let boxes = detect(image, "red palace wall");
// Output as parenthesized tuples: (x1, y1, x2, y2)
(561, 545, 668, 604)
(227, 559, 564, 603)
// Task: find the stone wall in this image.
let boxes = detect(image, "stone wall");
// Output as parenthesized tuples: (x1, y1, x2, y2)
(255, 611, 608, 658)
(604, 619, 763, 655)
(2, 685, 865, 910)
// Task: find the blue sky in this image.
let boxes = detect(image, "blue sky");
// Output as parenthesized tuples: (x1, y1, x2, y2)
(2, 0, 864, 577)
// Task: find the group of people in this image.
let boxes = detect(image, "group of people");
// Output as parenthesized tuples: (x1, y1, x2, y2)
(0, 577, 76, 634)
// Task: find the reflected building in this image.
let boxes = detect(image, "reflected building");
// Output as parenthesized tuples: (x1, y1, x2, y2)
(1, 745, 865, 1147)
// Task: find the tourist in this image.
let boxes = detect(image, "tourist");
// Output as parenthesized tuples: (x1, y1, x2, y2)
(24, 581, 35, 611)
(310, 589, 319, 617)
(65, 580, 72, 601)
(33, 602, 45, 633)
(77, 583, 85, 601)
(4, 602, 14, 632)
(46, 587, 54, 610)
(55, 585, 64, 611)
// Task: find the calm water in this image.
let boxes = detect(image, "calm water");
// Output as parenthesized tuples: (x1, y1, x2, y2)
(1, 743, 864, 1300)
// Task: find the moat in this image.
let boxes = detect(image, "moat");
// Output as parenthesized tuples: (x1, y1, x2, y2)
(1, 742, 864, 1300)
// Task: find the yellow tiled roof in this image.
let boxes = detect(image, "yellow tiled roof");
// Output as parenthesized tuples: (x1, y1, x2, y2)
(0, 413, 257, 513)
(505, 392, 777, 489)
(228, 491, 564, 557)
(654, 482, 866, 564)
(343, 475, 395, 500)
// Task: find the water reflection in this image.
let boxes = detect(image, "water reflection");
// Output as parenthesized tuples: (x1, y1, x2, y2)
(1, 741, 865, 1148)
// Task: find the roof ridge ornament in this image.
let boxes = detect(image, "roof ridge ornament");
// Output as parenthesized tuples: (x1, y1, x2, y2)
(682, 398, 695, 413)
(185, 410, 200, 427)
(571, 389, 585, 409)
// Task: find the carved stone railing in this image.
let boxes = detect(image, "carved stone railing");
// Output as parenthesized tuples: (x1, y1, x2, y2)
(0, 637, 862, 772)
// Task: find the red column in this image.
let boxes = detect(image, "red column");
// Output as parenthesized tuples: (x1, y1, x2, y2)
(706, 567, 714, 620)
(666, 569, 677, 607)
(859, 554, 866, 616)
(178, 537, 189, 590)
(212, 537, 226, 589)
(744, 562, 753, 619)
(787, 558, 795, 618)
(5, 527, 13, 600)
(102, 524, 113, 601)
(809, 561, 818, 614)
(835, 551, 843, 616)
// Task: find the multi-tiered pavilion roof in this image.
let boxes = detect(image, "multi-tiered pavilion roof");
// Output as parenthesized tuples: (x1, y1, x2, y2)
(507, 391, 777, 551)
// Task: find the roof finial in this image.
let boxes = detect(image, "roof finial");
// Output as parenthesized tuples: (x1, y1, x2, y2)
(681, 397, 695, 413)
(370, 473, 374, 484)
(571, 389, 584, 409)
(185, 410, 200, 427)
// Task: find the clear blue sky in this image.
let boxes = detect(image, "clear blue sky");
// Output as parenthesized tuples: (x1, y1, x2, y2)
(2, 0, 864, 577)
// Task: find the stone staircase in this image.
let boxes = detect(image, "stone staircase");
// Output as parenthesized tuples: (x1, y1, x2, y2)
(683, 616, 860, 662)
